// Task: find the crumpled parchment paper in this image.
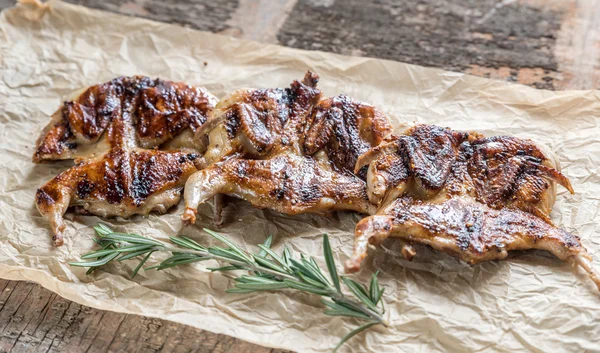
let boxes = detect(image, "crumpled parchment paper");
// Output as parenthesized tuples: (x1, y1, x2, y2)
(0, 1, 599, 352)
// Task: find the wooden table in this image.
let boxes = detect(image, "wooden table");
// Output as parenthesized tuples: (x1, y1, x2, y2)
(1, 0, 599, 352)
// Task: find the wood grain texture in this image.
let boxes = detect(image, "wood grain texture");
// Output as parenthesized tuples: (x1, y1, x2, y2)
(277, 0, 600, 90)
(1, 0, 600, 352)
(0, 280, 284, 353)
(280, 0, 561, 87)
(65, 0, 240, 32)
(54, 0, 600, 90)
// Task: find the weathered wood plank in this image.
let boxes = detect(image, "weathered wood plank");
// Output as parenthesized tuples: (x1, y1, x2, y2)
(40, 0, 596, 90)
(278, 0, 562, 89)
(0, 280, 287, 353)
(0, 283, 54, 352)
(65, 0, 240, 32)
(553, 0, 600, 89)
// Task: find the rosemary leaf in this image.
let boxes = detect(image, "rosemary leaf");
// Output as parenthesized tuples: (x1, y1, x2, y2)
(132, 251, 153, 277)
(323, 235, 341, 293)
(235, 282, 289, 291)
(309, 257, 320, 272)
(333, 321, 379, 352)
(203, 228, 255, 264)
(283, 279, 333, 296)
(70, 252, 119, 267)
(323, 309, 371, 320)
(290, 258, 328, 286)
(233, 277, 254, 284)
(283, 246, 293, 266)
(208, 247, 252, 264)
(85, 267, 97, 275)
(304, 257, 332, 287)
(208, 265, 243, 272)
(150, 257, 210, 270)
(94, 223, 113, 236)
(253, 254, 289, 274)
(341, 277, 378, 312)
(369, 271, 382, 305)
(117, 249, 155, 261)
(331, 298, 366, 313)
(159, 253, 198, 265)
(322, 300, 373, 320)
(236, 275, 280, 284)
(257, 235, 273, 257)
(80, 248, 122, 259)
(102, 233, 163, 246)
(342, 276, 370, 298)
(113, 244, 158, 253)
(95, 238, 118, 247)
(169, 236, 207, 252)
(296, 271, 329, 289)
(322, 299, 358, 313)
(257, 244, 288, 267)
(378, 288, 386, 312)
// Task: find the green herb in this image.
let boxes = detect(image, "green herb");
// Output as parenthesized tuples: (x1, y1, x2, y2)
(70, 224, 388, 351)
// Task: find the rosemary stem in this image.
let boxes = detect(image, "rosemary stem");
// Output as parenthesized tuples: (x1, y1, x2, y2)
(161, 246, 205, 255)
(156, 245, 386, 325)
(100, 234, 387, 329)
(81, 225, 388, 352)
(330, 293, 388, 327)
(159, 245, 298, 281)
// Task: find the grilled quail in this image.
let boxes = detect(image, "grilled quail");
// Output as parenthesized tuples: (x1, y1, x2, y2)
(346, 124, 599, 289)
(182, 72, 393, 224)
(34, 76, 216, 246)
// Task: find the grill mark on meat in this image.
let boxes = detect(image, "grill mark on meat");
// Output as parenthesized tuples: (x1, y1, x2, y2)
(103, 160, 126, 204)
(36, 189, 55, 206)
(303, 95, 392, 175)
(131, 157, 156, 204)
(76, 179, 94, 199)
(385, 196, 583, 261)
(224, 109, 240, 139)
(34, 76, 216, 162)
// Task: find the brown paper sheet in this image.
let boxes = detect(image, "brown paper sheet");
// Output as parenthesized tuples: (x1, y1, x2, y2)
(1, 1, 599, 352)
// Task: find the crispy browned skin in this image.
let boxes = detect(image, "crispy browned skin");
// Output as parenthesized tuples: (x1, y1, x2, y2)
(196, 72, 323, 165)
(184, 154, 372, 218)
(355, 124, 573, 220)
(34, 76, 216, 246)
(467, 135, 573, 222)
(303, 95, 392, 176)
(349, 196, 584, 266)
(183, 72, 392, 224)
(347, 124, 600, 290)
(34, 76, 216, 161)
(36, 150, 202, 245)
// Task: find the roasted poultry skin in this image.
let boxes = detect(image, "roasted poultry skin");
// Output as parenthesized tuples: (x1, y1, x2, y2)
(354, 124, 573, 216)
(182, 72, 393, 224)
(346, 124, 600, 289)
(34, 76, 216, 246)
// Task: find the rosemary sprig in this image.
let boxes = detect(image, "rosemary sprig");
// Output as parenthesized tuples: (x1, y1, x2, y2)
(70, 224, 387, 351)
